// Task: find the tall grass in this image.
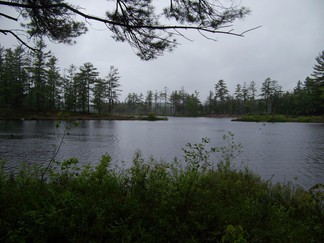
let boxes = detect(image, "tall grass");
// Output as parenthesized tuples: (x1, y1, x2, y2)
(0, 133, 323, 242)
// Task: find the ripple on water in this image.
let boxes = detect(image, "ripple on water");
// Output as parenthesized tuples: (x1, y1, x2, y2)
(1, 119, 323, 188)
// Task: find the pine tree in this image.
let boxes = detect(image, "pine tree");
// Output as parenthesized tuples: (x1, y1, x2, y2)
(0, 46, 4, 108)
(160, 86, 169, 114)
(76, 62, 99, 113)
(292, 80, 306, 115)
(215, 79, 229, 113)
(260, 78, 282, 114)
(92, 78, 107, 114)
(311, 50, 324, 114)
(29, 39, 51, 110)
(46, 56, 62, 110)
(205, 90, 215, 114)
(170, 90, 181, 115)
(106, 66, 121, 114)
(145, 90, 153, 113)
(12, 46, 29, 109)
(0, 46, 29, 110)
(186, 91, 201, 115)
(234, 84, 243, 114)
(248, 81, 257, 113)
(63, 64, 78, 111)
(303, 77, 318, 115)
(312, 50, 324, 82)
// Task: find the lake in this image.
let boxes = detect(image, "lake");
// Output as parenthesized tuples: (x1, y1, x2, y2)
(0, 117, 323, 189)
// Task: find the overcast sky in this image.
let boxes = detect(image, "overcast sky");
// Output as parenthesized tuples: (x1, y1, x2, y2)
(1, 0, 324, 101)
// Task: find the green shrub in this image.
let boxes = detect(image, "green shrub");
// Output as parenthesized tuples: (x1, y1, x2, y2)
(0, 135, 323, 242)
(147, 112, 157, 120)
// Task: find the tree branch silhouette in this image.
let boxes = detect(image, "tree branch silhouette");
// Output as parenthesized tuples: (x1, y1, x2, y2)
(0, 0, 259, 60)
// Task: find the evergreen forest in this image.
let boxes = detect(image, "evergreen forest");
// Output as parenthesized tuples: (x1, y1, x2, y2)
(0, 42, 323, 117)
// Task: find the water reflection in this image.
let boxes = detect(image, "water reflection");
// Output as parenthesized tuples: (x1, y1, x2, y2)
(0, 118, 323, 189)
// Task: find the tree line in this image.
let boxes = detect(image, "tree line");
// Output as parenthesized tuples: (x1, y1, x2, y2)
(0, 44, 323, 116)
(0, 41, 121, 114)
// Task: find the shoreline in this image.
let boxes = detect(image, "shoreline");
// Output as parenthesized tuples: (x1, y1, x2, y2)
(1, 111, 323, 123)
(232, 114, 324, 123)
(0, 112, 168, 121)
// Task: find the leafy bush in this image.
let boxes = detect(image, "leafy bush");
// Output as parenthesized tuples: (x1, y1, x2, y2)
(140, 113, 168, 121)
(0, 134, 323, 242)
(147, 112, 157, 120)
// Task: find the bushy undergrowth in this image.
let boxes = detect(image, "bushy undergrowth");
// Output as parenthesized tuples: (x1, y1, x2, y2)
(0, 134, 323, 242)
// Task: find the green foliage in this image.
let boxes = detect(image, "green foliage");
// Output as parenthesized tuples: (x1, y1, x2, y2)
(234, 114, 324, 123)
(222, 225, 248, 243)
(18, 0, 87, 45)
(0, 135, 323, 242)
(260, 77, 282, 114)
(146, 112, 157, 121)
(139, 113, 168, 121)
(1, 44, 323, 118)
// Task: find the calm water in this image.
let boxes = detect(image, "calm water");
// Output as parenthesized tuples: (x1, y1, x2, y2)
(0, 117, 323, 189)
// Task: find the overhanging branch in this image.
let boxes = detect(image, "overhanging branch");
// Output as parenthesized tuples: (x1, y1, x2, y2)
(0, 1, 258, 37)
(0, 29, 37, 51)
(0, 1, 260, 59)
(0, 12, 18, 21)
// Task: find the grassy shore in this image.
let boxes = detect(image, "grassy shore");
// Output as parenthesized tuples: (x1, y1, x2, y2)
(0, 110, 168, 121)
(232, 114, 324, 123)
(0, 137, 323, 242)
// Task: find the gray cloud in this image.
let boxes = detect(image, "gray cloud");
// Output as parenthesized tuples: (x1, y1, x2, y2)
(1, 0, 323, 100)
